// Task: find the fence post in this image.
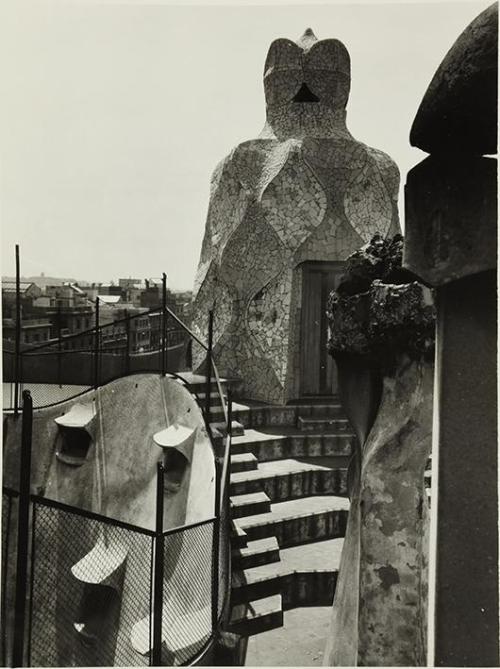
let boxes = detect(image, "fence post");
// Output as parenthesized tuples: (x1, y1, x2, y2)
(124, 309, 130, 375)
(13, 390, 33, 667)
(93, 298, 100, 389)
(57, 303, 62, 388)
(227, 388, 232, 437)
(212, 457, 221, 632)
(152, 462, 165, 666)
(162, 273, 167, 376)
(205, 310, 214, 423)
(224, 390, 233, 601)
(13, 244, 21, 418)
(226, 389, 233, 498)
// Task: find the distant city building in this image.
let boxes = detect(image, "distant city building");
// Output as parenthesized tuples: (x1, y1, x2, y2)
(2, 281, 42, 304)
(2, 275, 78, 290)
(2, 276, 192, 351)
(118, 277, 141, 289)
(139, 279, 163, 309)
(97, 294, 122, 306)
(35, 284, 95, 336)
(2, 317, 52, 346)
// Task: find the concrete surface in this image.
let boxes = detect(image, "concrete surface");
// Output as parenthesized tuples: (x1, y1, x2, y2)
(246, 607, 332, 666)
(325, 360, 433, 667)
(238, 496, 349, 532)
(3, 373, 216, 666)
(236, 495, 349, 549)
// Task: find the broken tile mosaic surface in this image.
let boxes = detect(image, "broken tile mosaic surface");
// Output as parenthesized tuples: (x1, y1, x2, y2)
(191, 29, 400, 402)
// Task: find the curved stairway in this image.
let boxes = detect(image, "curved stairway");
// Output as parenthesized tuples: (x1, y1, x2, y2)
(179, 373, 354, 641)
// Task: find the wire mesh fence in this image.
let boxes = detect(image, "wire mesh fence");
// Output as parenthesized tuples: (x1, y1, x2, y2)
(218, 477, 231, 620)
(161, 520, 215, 666)
(28, 498, 155, 667)
(24, 500, 225, 667)
(2, 489, 18, 667)
(3, 309, 232, 666)
(12, 490, 228, 666)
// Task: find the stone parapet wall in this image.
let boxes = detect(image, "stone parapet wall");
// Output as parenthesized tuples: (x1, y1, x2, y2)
(324, 235, 435, 666)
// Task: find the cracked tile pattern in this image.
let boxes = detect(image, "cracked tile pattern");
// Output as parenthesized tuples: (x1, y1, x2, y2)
(247, 269, 293, 387)
(192, 28, 399, 402)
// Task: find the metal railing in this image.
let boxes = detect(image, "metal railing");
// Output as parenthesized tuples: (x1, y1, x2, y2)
(3, 308, 190, 412)
(2, 267, 203, 411)
(2, 384, 232, 667)
(2, 254, 234, 665)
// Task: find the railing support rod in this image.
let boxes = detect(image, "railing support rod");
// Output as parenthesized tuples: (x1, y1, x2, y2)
(227, 388, 232, 438)
(57, 303, 62, 388)
(13, 244, 21, 418)
(225, 388, 233, 503)
(162, 273, 167, 376)
(152, 462, 165, 666)
(13, 390, 33, 667)
(205, 310, 214, 424)
(93, 298, 100, 390)
(212, 457, 221, 632)
(124, 309, 130, 375)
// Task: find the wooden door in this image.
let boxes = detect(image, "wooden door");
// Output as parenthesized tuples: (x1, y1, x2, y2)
(300, 262, 343, 397)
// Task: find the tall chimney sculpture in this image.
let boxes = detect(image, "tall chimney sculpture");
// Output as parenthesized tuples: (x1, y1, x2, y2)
(192, 29, 400, 404)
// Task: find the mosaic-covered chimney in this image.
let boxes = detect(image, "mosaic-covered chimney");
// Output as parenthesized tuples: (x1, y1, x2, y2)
(191, 29, 400, 404)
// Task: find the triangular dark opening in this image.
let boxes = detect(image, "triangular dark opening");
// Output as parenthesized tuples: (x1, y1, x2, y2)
(293, 83, 320, 103)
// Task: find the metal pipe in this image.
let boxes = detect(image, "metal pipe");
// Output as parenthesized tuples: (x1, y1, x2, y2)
(93, 298, 100, 389)
(57, 303, 62, 388)
(211, 457, 221, 631)
(152, 462, 165, 666)
(221, 389, 233, 512)
(13, 244, 21, 417)
(1, 494, 12, 665)
(12, 390, 33, 666)
(124, 309, 130, 375)
(162, 273, 167, 376)
(205, 310, 214, 424)
(227, 388, 232, 439)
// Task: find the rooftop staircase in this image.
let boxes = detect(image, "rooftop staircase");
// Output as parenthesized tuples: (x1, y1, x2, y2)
(178, 373, 354, 642)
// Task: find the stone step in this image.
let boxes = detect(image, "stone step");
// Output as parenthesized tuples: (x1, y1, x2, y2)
(278, 539, 343, 609)
(230, 458, 348, 501)
(231, 538, 344, 608)
(175, 372, 229, 394)
(193, 391, 226, 408)
(298, 416, 351, 433)
(210, 420, 245, 438)
(231, 429, 354, 461)
(216, 404, 298, 430)
(230, 453, 258, 474)
(235, 496, 349, 548)
(209, 402, 250, 424)
(232, 536, 280, 569)
(231, 520, 248, 548)
(230, 492, 271, 519)
(242, 405, 297, 430)
(228, 595, 283, 636)
(211, 400, 348, 430)
(231, 561, 282, 604)
(296, 403, 345, 419)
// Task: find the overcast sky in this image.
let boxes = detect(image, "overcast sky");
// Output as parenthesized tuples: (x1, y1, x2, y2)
(0, 0, 491, 289)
